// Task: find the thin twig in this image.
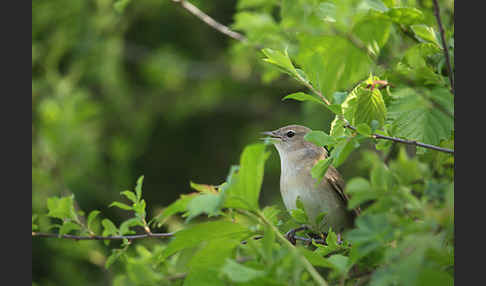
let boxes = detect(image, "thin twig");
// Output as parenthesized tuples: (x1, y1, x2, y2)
(171, 0, 247, 43)
(432, 0, 454, 95)
(32, 231, 174, 240)
(344, 124, 454, 154)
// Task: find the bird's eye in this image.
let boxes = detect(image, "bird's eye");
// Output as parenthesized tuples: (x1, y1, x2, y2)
(286, 130, 295, 138)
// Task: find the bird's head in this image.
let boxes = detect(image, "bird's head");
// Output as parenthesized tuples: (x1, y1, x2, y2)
(262, 125, 323, 160)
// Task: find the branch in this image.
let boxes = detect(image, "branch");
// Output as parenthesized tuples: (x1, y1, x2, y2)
(432, 0, 454, 95)
(171, 0, 247, 43)
(344, 124, 454, 154)
(32, 231, 174, 241)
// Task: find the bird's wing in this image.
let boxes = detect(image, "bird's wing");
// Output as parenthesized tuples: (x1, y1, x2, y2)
(325, 165, 361, 218)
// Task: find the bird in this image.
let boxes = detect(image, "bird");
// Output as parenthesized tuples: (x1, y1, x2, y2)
(262, 124, 359, 244)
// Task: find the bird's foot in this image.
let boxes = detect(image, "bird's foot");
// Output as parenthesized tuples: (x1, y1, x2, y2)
(337, 233, 343, 245)
(285, 226, 309, 245)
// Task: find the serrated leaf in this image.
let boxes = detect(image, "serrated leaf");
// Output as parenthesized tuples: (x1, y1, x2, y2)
(355, 87, 387, 128)
(387, 87, 453, 152)
(221, 259, 265, 283)
(46, 195, 77, 221)
(311, 157, 333, 183)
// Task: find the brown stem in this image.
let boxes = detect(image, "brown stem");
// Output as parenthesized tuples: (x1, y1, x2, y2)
(171, 0, 247, 43)
(432, 0, 454, 95)
(344, 124, 454, 154)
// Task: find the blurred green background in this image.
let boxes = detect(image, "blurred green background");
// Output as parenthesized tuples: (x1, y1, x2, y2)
(32, 0, 368, 284)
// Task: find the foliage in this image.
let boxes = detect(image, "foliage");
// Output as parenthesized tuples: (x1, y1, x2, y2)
(33, 0, 454, 285)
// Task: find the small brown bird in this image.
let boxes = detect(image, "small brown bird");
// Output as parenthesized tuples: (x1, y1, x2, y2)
(262, 125, 358, 243)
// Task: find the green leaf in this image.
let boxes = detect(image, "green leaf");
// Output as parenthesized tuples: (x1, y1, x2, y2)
(305, 130, 338, 147)
(332, 138, 357, 167)
(411, 24, 441, 48)
(120, 190, 137, 203)
(59, 221, 82, 236)
(160, 221, 251, 260)
(46, 195, 78, 221)
(299, 247, 333, 268)
(261, 48, 298, 76)
(315, 212, 328, 227)
(382, 7, 425, 25)
(261, 206, 280, 225)
(327, 254, 350, 275)
(282, 92, 326, 106)
(102, 219, 119, 237)
(296, 35, 372, 100)
(135, 175, 144, 201)
(184, 239, 242, 286)
(224, 143, 269, 210)
(87, 210, 101, 231)
(354, 86, 387, 128)
(221, 259, 266, 283)
(290, 209, 308, 225)
(109, 201, 133, 211)
(152, 194, 198, 227)
(370, 162, 394, 191)
(105, 249, 126, 269)
(119, 218, 144, 235)
(387, 87, 453, 152)
(185, 193, 224, 221)
(311, 157, 333, 183)
(346, 177, 377, 209)
(356, 123, 372, 136)
(347, 214, 394, 260)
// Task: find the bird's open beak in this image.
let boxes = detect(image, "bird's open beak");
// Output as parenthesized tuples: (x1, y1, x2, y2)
(260, 131, 282, 142)
(261, 131, 278, 138)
